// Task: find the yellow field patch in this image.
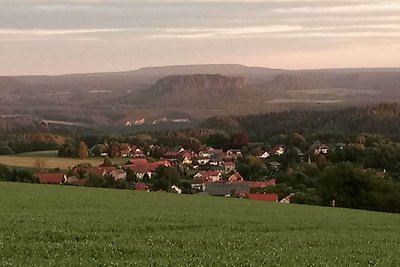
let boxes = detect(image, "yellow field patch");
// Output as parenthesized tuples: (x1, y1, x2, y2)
(0, 155, 104, 170)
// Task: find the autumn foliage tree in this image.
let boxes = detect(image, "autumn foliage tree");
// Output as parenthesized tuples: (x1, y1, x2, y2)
(78, 141, 89, 159)
(33, 159, 47, 172)
(109, 141, 120, 158)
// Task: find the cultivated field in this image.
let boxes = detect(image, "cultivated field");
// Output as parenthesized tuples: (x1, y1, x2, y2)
(1, 183, 399, 266)
(0, 151, 126, 170)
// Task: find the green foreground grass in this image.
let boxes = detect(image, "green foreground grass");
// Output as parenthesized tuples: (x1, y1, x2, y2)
(0, 183, 399, 266)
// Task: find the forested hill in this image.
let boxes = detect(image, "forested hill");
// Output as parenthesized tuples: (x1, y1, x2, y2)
(201, 103, 400, 141)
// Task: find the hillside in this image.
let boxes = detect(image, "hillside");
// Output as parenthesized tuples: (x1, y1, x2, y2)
(202, 103, 400, 141)
(135, 74, 247, 105)
(1, 183, 399, 266)
(1, 64, 400, 129)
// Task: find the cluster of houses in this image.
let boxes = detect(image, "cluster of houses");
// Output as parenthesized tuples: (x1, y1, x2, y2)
(33, 142, 332, 204)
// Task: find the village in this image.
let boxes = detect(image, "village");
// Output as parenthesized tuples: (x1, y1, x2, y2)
(33, 141, 332, 204)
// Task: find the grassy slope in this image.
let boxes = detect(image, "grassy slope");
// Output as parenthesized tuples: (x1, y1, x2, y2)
(0, 183, 399, 266)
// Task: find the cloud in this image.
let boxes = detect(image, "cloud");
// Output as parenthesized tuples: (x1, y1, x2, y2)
(0, 0, 399, 74)
(0, 28, 123, 36)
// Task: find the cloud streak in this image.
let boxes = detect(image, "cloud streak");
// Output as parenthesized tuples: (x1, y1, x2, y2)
(0, 0, 399, 74)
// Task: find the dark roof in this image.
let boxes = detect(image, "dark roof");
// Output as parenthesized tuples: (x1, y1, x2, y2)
(206, 182, 250, 196)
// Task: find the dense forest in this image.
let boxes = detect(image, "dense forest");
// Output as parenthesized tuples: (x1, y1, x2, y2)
(202, 103, 400, 142)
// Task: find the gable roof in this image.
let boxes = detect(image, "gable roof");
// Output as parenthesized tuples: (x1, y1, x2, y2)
(222, 161, 235, 167)
(86, 167, 116, 176)
(125, 159, 171, 173)
(34, 173, 65, 184)
(246, 179, 276, 188)
(248, 193, 278, 202)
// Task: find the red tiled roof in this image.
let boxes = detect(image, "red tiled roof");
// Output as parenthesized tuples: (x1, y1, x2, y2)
(125, 159, 171, 173)
(165, 151, 180, 158)
(128, 159, 148, 165)
(246, 179, 276, 188)
(135, 182, 148, 191)
(199, 170, 221, 177)
(86, 167, 116, 176)
(248, 193, 278, 202)
(34, 173, 65, 184)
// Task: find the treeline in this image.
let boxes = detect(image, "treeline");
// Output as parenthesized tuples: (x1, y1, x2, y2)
(0, 165, 38, 183)
(201, 103, 400, 142)
(0, 133, 62, 155)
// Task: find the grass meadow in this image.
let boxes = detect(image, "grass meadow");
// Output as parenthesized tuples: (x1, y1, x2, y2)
(0, 182, 399, 266)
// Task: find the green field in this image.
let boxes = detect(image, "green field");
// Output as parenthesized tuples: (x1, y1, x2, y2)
(0, 183, 399, 266)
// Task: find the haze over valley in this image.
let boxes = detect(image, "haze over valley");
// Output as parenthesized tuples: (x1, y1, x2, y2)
(1, 64, 400, 132)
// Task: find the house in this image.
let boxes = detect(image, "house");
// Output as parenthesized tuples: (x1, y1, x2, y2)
(221, 161, 236, 172)
(197, 157, 210, 165)
(165, 147, 186, 159)
(110, 169, 127, 180)
(164, 151, 180, 159)
(191, 170, 223, 191)
(119, 143, 132, 157)
(171, 185, 182, 194)
(132, 148, 145, 158)
(258, 151, 270, 159)
(269, 161, 281, 171)
(279, 193, 295, 204)
(34, 173, 66, 184)
(124, 159, 171, 179)
(226, 149, 242, 160)
(198, 148, 225, 159)
(315, 144, 329, 155)
(198, 150, 212, 158)
(181, 152, 194, 165)
(191, 177, 207, 191)
(248, 193, 278, 202)
(228, 172, 244, 183)
(66, 176, 87, 186)
(246, 179, 276, 189)
(134, 182, 149, 192)
(85, 167, 116, 177)
(205, 182, 250, 197)
(194, 170, 223, 182)
(209, 157, 221, 166)
(270, 145, 285, 156)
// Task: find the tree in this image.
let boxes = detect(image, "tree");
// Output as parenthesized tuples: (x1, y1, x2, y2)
(206, 133, 229, 149)
(0, 145, 14, 155)
(318, 163, 400, 213)
(33, 159, 47, 172)
(230, 133, 249, 149)
(78, 141, 89, 159)
(100, 156, 113, 167)
(152, 166, 182, 191)
(109, 141, 120, 158)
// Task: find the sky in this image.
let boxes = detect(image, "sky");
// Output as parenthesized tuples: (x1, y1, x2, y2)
(1, 0, 400, 75)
